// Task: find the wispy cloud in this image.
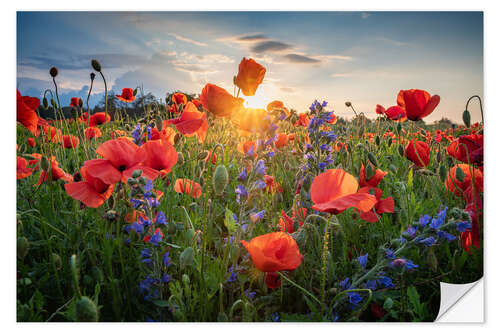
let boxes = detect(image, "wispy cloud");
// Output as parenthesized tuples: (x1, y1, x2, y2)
(331, 73, 353, 78)
(377, 36, 408, 47)
(251, 41, 292, 53)
(283, 54, 321, 64)
(168, 33, 207, 47)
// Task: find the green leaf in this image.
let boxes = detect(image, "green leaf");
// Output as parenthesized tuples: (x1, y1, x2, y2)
(152, 299, 170, 307)
(407, 168, 414, 188)
(383, 297, 394, 310)
(407, 286, 423, 316)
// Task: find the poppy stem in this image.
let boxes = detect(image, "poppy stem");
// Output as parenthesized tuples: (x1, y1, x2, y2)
(98, 70, 108, 131)
(277, 272, 321, 305)
(465, 95, 483, 124)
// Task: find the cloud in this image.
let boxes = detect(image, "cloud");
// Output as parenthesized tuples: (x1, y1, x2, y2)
(250, 41, 293, 53)
(237, 34, 268, 42)
(280, 87, 296, 93)
(19, 52, 148, 71)
(282, 54, 321, 64)
(377, 37, 408, 47)
(331, 73, 353, 78)
(168, 33, 207, 47)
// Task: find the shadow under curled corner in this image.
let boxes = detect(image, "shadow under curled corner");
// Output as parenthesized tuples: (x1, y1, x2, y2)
(435, 278, 484, 322)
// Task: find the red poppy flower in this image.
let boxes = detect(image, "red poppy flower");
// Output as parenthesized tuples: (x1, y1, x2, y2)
(359, 163, 388, 188)
(310, 169, 377, 215)
(275, 133, 289, 149)
(164, 102, 208, 143)
(370, 302, 387, 319)
(151, 126, 176, 145)
(141, 140, 178, 177)
(191, 99, 202, 108)
(17, 90, 40, 136)
(84, 138, 159, 184)
(200, 83, 244, 118)
(64, 166, 115, 208)
(397, 89, 440, 121)
(27, 138, 36, 148)
(111, 129, 127, 139)
(357, 187, 395, 223)
(237, 140, 258, 156)
(375, 104, 386, 115)
(264, 175, 283, 194)
(88, 112, 111, 126)
(278, 208, 307, 233)
(327, 113, 338, 124)
(61, 135, 80, 149)
(294, 113, 310, 127)
(117, 88, 135, 103)
(267, 100, 290, 117)
(384, 106, 407, 122)
(17, 156, 34, 179)
(174, 178, 202, 199)
(172, 92, 187, 105)
(70, 97, 80, 107)
(447, 134, 483, 166)
(80, 112, 89, 123)
(445, 164, 483, 198)
(35, 156, 72, 186)
(241, 231, 303, 272)
(234, 58, 266, 96)
(405, 140, 430, 167)
(84, 127, 102, 140)
(168, 104, 179, 113)
(265, 272, 281, 289)
(204, 150, 217, 165)
(41, 125, 62, 143)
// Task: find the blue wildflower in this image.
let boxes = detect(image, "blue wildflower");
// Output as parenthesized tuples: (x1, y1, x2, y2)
(255, 160, 266, 175)
(254, 180, 267, 189)
(365, 280, 377, 290)
(245, 289, 256, 299)
(437, 230, 457, 241)
(402, 226, 417, 238)
(357, 253, 369, 269)
(162, 252, 172, 267)
(149, 230, 162, 246)
(420, 236, 436, 247)
(340, 278, 351, 290)
(385, 249, 396, 259)
(419, 214, 431, 227)
(377, 276, 394, 288)
(132, 222, 144, 234)
(272, 312, 280, 322)
(227, 266, 238, 283)
(456, 221, 472, 232)
(348, 292, 363, 309)
(237, 168, 247, 182)
(161, 273, 171, 284)
(156, 211, 167, 226)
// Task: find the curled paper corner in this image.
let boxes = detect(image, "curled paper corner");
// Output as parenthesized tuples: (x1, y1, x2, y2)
(435, 278, 483, 322)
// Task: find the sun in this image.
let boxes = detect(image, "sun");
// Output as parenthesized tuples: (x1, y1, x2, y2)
(243, 88, 269, 110)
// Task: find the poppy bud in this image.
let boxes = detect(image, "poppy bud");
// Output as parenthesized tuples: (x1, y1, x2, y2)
(397, 123, 402, 133)
(91, 59, 102, 72)
(365, 163, 375, 179)
(17, 236, 29, 260)
(75, 296, 99, 322)
(131, 169, 143, 178)
(398, 145, 404, 157)
(455, 165, 466, 182)
(345, 101, 352, 107)
(139, 177, 147, 185)
(367, 152, 378, 167)
(438, 165, 447, 182)
(90, 73, 96, 81)
(233, 75, 237, 86)
(51, 99, 57, 108)
(213, 164, 229, 196)
(463, 110, 471, 128)
(179, 247, 194, 269)
(49, 67, 58, 78)
(43, 97, 49, 110)
(389, 164, 397, 174)
(52, 253, 62, 270)
(177, 152, 184, 165)
(387, 138, 393, 147)
(78, 98, 83, 108)
(436, 151, 442, 163)
(127, 178, 138, 186)
(40, 156, 49, 171)
(375, 136, 380, 146)
(133, 88, 138, 96)
(182, 274, 190, 286)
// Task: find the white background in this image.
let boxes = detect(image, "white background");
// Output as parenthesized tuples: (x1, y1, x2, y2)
(3, 1, 498, 332)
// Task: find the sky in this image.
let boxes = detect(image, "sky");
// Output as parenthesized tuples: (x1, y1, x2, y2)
(17, 11, 483, 123)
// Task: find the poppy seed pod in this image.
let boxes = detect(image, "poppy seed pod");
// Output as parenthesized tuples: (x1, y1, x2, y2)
(90, 72, 96, 81)
(131, 169, 143, 178)
(197, 151, 209, 160)
(180, 247, 195, 269)
(367, 152, 378, 167)
(75, 296, 99, 322)
(463, 110, 471, 128)
(398, 145, 404, 157)
(42, 97, 49, 110)
(78, 98, 83, 107)
(439, 165, 447, 182)
(49, 67, 58, 78)
(455, 166, 466, 183)
(177, 152, 184, 165)
(91, 59, 101, 72)
(213, 164, 229, 196)
(17, 237, 29, 260)
(345, 101, 352, 107)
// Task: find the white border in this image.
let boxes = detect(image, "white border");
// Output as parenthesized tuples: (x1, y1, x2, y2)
(4, 1, 499, 332)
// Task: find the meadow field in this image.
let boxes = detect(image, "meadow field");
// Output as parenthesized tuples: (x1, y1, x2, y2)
(16, 57, 483, 322)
